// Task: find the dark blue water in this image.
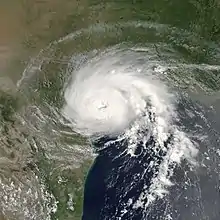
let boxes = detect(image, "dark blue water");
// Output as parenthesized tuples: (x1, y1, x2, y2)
(82, 132, 173, 220)
(82, 98, 220, 220)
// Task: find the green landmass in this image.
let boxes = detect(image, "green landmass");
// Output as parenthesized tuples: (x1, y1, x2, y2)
(0, 1, 220, 219)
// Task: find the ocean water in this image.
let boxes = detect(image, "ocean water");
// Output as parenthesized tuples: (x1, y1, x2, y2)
(82, 97, 220, 220)
(0, 1, 220, 220)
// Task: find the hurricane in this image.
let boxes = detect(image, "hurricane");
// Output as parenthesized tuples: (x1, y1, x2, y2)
(3, 20, 220, 220)
(61, 42, 199, 218)
(62, 46, 174, 137)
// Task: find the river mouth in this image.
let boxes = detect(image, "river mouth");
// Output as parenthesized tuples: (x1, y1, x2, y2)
(0, 1, 220, 220)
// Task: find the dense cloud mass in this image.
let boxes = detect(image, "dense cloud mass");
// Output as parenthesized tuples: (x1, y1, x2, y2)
(62, 46, 198, 210)
(62, 47, 173, 137)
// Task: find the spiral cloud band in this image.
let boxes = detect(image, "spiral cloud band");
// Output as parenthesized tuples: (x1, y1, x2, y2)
(63, 47, 174, 138)
(61, 46, 199, 209)
(14, 21, 220, 219)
